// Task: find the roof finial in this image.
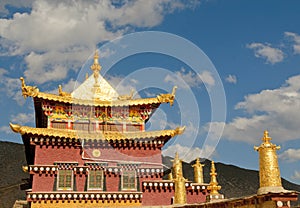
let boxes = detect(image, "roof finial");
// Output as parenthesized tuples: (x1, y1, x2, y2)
(262, 130, 271, 143)
(192, 158, 204, 183)
(208, 161, 221, 195)
(172, 152, 182, 179)
(90, 50, 102, 87)
(207, 161, 224, 201)
(255, 131, 285, 195)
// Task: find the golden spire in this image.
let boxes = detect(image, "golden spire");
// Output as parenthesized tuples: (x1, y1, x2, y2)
(168, 172, 173, 180)
(172, 152, 183, 179)
(22, 166, 28, 172)
(262, 130, 272, 143)
(172, 152, 187, 205)
(254, 130, 286, 195)
(207, 161, 221, 195)
(90, 50, 102, 87)
(192, 158, 204, 183)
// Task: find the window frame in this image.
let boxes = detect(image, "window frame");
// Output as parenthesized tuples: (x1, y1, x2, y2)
(87, 169, 104, 190)
(121, 170, 137, 191)
(57, 169, 74, 191)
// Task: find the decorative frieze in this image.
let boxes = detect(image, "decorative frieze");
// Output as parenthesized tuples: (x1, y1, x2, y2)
(29, 136, 166, 148)
(142, 181, 208, 191)
(143, 181, 174, 190)
(27, 192, 142, 202)
(137, 168, 164, 177)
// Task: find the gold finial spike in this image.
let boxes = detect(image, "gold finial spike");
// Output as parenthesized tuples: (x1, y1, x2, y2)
(207, 161, 221, 195)
(168, 172, 173, 180)
(262, 130, 271, 143)
(172, 152, 183, 179)
(90, 50, 102, 87)
(255, 131, 285, 195)
(174, 173, 187, 204)
(85, 72, 89, 81)
(192, 158, 204, 183)
(22, 166, 28, 172)
(58, 85, 62, 95)
(175, 152, 179, 161)
(58, 85, 71, 97)
(10, 123, 21, 133)
(172, 152, 187, 205)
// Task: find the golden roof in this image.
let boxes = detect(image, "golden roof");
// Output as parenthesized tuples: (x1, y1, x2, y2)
(21, 76, 177, 107)
(20, 51, 177, 106)
(32, 91, 175, 106)
(10, 123, 185, 141)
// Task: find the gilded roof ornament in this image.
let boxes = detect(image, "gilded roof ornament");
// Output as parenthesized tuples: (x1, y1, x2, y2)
(58, 85, 71, 97)
(157, 86, 177, 106)
(22, 166, 28, 172)
(172, 152, 183, 179)
(173, 168, 187, 204)
(20, 77, 39, 99)
(118, 89, 135, 100)
(262, 130, 271, 143)
(90, 50, 102, 87)
(192, 158, 205, 183)
(255, 131, 286, 195)
(10, 123, 21, 133)
(207, 161, 221, 195)
(254, 130, 280, 150)
(172, 152, 187, 204)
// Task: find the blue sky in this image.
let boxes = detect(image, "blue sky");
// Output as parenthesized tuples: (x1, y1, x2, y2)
(0, 0, 300, 184)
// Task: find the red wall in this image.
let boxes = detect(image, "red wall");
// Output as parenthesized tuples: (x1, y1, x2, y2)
(34, 145, 162, 165)
(187, 189, 208, 204)
(34, 145, 82, 165)
(105, 174, 120, 192)
(83, 146, 162, 164)
(141, 188, 208, 206)
(32, 144, 163, 192)
(32, 174, 55, 192)
(142, 188, 175, 206)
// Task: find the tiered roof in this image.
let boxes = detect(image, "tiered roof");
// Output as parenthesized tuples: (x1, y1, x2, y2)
(20, 51, 177, 107)
(10, 123, 185, 141)
(12, 50, 184, 140)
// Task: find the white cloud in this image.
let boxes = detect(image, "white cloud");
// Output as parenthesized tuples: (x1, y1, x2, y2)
(291, 170, 300, 181)
(221, 74, 300, 143)
(0, 0, 198, 84)
(164, 67, 215, 89)
(146, 108, 168, 131)
(0, 69, 25, 105)
(106, 74, 139, 97)
(10, 113, 34, 125)
(162, 144, 216, 162)
(225, 74, 237, 84)
(247, 42, 284, 64)
(285, 32, 300, 54)
(144, 91, 157, 97)
(0, 68, 7, 76)
(47, 78, 79, 95)
(279, 149, 300, 162)
(0, 126, 13, 134)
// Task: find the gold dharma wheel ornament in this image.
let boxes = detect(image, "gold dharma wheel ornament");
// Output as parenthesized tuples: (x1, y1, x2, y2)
(92, 149, 101, 157)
